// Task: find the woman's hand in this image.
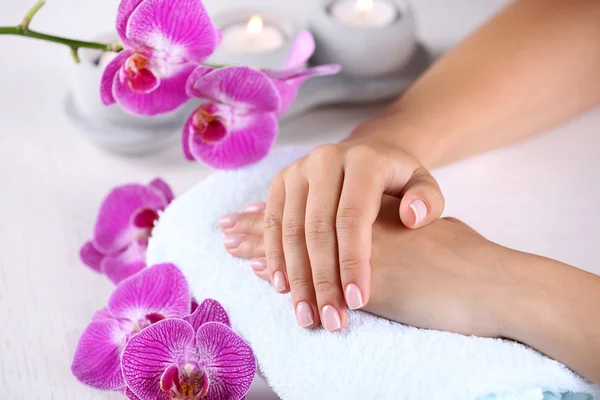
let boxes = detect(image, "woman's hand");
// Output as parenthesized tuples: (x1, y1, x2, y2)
(220, 196, 600, 383)
(221, 195, 506, 336)
(220, 136, 445, 332)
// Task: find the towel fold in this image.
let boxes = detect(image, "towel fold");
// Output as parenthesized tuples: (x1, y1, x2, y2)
(147, 147, 600, 400)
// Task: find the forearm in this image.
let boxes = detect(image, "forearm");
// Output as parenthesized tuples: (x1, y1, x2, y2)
(499, 249, 600, 383)
(358, 0, 600, 168)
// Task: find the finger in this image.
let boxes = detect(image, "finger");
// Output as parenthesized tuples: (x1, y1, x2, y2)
(337, 147, 417, 310)
(399, 167, 445, 229)
(304, 146, 346, 331)
(282, 167, 320, 329)
(220, 211, 265, 235)
(264, 172, 288, 294)
(250, 258, 270, 281)
(223, 233, 264, 259)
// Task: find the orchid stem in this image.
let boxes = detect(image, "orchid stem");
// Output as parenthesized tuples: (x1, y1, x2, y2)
(0, 0, 122, 63)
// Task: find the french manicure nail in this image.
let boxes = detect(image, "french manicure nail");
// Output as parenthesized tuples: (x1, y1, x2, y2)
(409, 199, 428, 226)
(250, 258, 267, 272)
(344, 283, 364, 310)
(272, 271, 287, 293)
(321, 305, 341, 332)
(245, 202, 266, 212)
(219, 213, 239, 229)
(223, 234, 243, 249)
(296, 301, 314, 328)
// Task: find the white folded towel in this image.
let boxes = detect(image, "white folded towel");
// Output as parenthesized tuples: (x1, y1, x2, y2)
(147, 147, 600, 400)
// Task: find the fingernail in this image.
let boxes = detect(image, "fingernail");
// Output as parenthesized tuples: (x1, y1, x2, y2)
(295, 301, 314, 328)
(245, 202, 266, 212)
(250, 258, 267, 272)
(219, 213, 239, 229)
(321, 305, 341, 332)
(344, 283, 364, 310)
(223, 234, 243, 249)
(272, 271, 287, 293)
(409, 199, 428, 226)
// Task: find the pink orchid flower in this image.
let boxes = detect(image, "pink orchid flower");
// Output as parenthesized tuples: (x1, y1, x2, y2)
(100, 0, 220, 115)
(263, 31, 341, 115)
(80, 178, 173, 284)
(121, 299, 255, 400)
(182, 66, 281, 169)
(71, 263, 190, 391)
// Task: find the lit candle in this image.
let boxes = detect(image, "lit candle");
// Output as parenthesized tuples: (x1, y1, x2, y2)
(330, 0, 397, 28)
(221, 15, 286, 54)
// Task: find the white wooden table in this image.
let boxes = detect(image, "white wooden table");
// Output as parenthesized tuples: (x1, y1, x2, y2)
(2, 0, 599, 398)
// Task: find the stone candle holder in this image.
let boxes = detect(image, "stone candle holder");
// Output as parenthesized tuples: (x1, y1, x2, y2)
(309, 0, 417, 77)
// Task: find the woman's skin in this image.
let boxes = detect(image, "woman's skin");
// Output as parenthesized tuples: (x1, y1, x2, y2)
(222, 198, 600, 384)
(219, 0, 600, 384)
(218, 0, 600, 338)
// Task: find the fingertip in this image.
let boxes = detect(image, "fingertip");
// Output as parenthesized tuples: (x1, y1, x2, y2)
(400, 198, 431, 228)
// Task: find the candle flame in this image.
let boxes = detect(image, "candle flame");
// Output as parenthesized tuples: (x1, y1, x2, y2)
(356, 0, 373, 12)
(247, 15, 264, 35)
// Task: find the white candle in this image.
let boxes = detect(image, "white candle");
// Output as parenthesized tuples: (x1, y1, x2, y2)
(330, 0, 397, 28)
(221, 15, 286, 54)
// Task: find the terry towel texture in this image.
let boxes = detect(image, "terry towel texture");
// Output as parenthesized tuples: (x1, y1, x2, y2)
(147, 147, 600, 400)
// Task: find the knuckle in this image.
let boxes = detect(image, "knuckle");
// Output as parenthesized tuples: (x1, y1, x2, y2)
(312, 273, 337, 294)
(338, 257, 362, 274)
(288, 275, 311, 291)
(306, 212, 335, 243)
(310, 144, 341, 164)
(336, 207, 362, 231)
(346, 144, 376, 164)
(283, 220, 305, 242)
(264, 214, 282, 230)
(264, 247, 283, 264)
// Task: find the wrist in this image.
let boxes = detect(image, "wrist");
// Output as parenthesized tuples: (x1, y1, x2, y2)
(492, 249, 600, 383)
(347, 107, 452, 169)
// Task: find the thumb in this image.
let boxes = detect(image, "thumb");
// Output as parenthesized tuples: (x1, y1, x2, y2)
(398, 167, 445, 228)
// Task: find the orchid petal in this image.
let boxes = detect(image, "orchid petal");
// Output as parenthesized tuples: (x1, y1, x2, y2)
(160, 363, 181, 393)
(264, 64, 341, 81)
(100, 50, 131, 106)
(285, 31, 315, 69)
(122, 319, 195, 400)
(265, 64, 341, 115)
(185, 109, 278, 169)
(93, 184, 165, 254)
(126, 0, 220, 63)
(113, 63, 195, 116)
(100, 244, 146, 285)
(196, 322, 256, 400)
(191, 297, 199, 313)
(184, 299, 230, 332)
(130, 208, 159, 230)
(185, 65, 214, 90)
(148, 178, 174, 205)
(79, 241, 104, 273)
(92, 307, 113, 321)
(108, 263, 190, 321)
(71, 320, 128, 390)
(116, 0, 145, 47)
(182, 121, 195, 161)
(124, 386, 141, 400)
(187, 67, 280, 112)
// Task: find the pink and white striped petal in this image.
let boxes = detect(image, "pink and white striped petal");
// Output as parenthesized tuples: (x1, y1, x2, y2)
(122, 319, 195, 400)
(184, 298, 231, 332)
(125, 0, 220, 63)
(107, 263, 190, 322)
(196, 322, 256, 400)
(71, 319, 128, 390)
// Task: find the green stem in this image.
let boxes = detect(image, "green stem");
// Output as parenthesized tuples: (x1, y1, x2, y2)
(21, 0, 46, 30)
(0, 1, 122, 63)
